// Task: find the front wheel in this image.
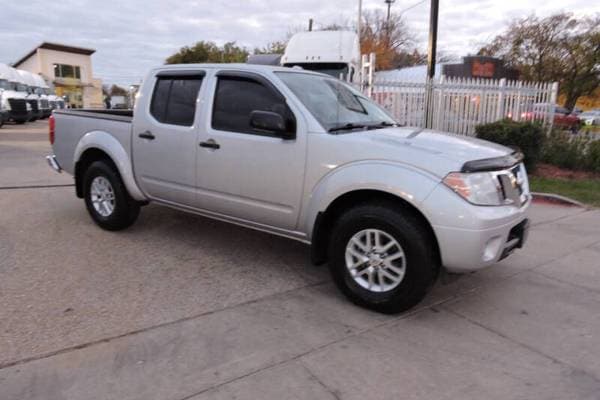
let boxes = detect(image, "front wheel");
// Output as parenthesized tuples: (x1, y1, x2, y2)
(328, 203, 439, 314)
(83, 160, 140, 231)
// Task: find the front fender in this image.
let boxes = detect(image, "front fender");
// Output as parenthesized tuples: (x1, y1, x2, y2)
(300, 161, 440, 240)
(74, 131, 146, 201)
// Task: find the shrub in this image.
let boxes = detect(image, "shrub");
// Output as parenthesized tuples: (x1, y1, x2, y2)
(475, 119, 545, 171)
(541, 130, 589, 170)
(585, 140, 600, 173)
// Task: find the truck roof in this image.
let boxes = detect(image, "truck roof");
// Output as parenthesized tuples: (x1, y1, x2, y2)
(0, 63, 20, 82)
(150, 63, 326, 76)
(281, 31, 360, 65)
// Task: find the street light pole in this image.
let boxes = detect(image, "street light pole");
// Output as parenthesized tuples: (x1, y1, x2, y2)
(385, 0, 396, 23)
(357, 0, 362, 42)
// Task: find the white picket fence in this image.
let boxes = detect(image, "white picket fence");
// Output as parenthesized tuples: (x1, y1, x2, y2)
(368, 76, 559, 135)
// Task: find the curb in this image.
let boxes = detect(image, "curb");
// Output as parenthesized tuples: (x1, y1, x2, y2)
(531, 192, 587, 208)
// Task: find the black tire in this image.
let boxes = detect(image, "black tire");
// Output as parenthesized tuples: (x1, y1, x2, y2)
(328, 202, 439, 314)
(83, 160, 140, 231)
(15, 120, 26, 124)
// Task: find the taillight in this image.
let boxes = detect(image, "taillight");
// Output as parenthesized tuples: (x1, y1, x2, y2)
(49, 115, 55, 145)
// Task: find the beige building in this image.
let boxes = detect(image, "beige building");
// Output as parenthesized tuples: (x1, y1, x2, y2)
(14, 42, 103, 108)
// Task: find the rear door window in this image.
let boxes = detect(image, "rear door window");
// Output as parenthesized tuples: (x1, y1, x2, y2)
(150, 75, 203, 126)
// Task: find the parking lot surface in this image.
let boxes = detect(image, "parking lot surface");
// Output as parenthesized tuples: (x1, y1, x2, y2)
(1, 120, 600, 399)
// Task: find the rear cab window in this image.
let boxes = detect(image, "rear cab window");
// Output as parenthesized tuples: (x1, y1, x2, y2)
(150, 71, 204, 126)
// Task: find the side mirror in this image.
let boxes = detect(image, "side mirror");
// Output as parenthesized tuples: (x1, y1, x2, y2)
(250, 110, 295, 140)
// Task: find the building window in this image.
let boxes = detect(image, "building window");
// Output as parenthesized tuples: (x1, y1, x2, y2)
(53, 64, 81, 79)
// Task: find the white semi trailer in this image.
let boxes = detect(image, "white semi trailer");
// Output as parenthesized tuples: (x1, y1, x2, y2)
(281, 31, 361, 83)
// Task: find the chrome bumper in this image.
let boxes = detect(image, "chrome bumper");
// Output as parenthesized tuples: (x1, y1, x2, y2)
(46, 155, 62, 173)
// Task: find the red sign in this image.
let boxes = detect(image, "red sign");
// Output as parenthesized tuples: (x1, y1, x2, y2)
(472, 61, 495, 78)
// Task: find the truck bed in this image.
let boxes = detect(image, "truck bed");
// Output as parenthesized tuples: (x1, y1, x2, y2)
(52, 109, 133, 175)
(54, 109, 133, 122)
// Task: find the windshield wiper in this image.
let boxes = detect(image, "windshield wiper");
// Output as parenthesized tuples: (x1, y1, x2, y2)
(369, 121, 397, 128)
(327, 123, 370, 133)
(328, 121, 397, 133)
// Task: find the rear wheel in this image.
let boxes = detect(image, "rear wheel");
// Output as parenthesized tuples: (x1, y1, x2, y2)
(83, 160, 140, 231)
(328, 202, 438, 314)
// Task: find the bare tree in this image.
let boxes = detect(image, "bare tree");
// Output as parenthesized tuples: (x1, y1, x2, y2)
(479, 12, 600, 109)
(360, 10, 414, 70)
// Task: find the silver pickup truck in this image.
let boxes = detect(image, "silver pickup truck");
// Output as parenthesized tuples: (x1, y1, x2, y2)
(47, 64, 530, 313)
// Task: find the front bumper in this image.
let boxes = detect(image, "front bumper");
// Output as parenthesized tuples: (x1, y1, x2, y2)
(423, 182, 531, 273)
(9, 110, 32, 123)
(434, 214, 530, 273)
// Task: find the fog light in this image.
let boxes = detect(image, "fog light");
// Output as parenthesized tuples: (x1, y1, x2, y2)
(482, 236, 502, 262)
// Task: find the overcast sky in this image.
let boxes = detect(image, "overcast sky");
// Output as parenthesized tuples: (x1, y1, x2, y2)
(1, 0, 598, 86)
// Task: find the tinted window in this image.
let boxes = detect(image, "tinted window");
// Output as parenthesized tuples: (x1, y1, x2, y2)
(150, 79, 171, 123)
(212, 77, 290, 135)
(150, 76, 202, 126)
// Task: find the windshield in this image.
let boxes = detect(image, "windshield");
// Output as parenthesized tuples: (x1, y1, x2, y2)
(16, 83, 28, 92)
(34, 87, 45, 95)
(276, 72, 396, 132)
(0, 79, 9, 90)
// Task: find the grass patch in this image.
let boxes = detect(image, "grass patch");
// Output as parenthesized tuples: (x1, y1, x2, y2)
(529, 176, 600, 207)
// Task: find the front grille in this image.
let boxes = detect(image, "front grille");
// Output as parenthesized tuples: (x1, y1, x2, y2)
(27, 99, 39, 112)
(49, 101, 57, 109)
(40, 99, 49, 109)
(8, 98, 27, 113)
(496, 164, 528, 207)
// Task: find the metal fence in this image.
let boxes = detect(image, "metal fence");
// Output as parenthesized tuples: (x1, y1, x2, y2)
(368, 76, 559, 135)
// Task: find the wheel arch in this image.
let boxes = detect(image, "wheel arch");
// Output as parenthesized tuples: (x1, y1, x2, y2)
(310, 189, 441, 269)
(73, 131, 146, 201)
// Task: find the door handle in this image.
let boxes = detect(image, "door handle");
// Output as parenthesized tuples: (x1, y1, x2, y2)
(199, 139, 220, 150)
(138, 131, 155, 140)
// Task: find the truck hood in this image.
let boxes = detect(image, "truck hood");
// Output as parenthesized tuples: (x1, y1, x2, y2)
(338, 127, 515, 177)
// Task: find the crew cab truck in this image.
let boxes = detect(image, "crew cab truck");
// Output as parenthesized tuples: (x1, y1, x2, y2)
(47, 64, 530, 313)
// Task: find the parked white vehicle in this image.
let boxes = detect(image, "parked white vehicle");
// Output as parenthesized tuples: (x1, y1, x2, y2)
(47, 64, 531, 313)
(16, 69, 43, 121)
(281, 31, 361, 83)
(579, 110, 600, 126)
(0, 63, 32, 123)
(30, 73, 52, 118)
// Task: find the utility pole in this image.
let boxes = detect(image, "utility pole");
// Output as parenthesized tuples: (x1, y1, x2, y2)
(308, 18, 313, 31)
(426, 0, 439, 80)
(424, 0, 439, 128)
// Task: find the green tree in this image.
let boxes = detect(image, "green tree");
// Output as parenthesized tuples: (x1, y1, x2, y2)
(165, 41, 249, 64)
(479, 12, 600, 110)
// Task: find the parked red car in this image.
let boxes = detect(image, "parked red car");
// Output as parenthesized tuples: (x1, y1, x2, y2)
(521, 104, 581, 132)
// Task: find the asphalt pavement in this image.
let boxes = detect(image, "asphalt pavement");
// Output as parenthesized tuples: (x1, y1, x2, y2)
(1, 120, 599, 400)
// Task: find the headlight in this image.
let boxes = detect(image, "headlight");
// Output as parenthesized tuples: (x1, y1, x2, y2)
(26, 102, 32, 111)
(1, 98, 10, 111)
(443, 172, 504, 206)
